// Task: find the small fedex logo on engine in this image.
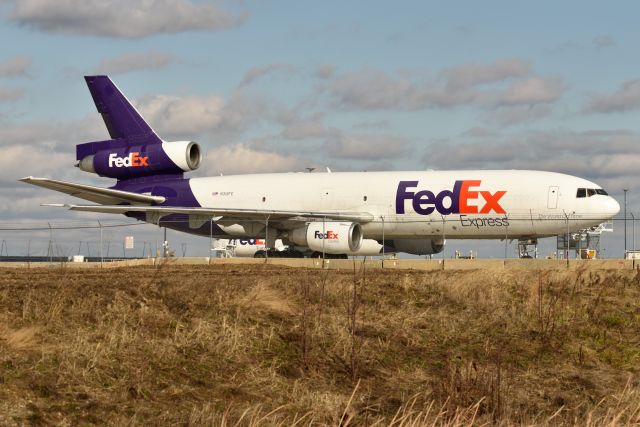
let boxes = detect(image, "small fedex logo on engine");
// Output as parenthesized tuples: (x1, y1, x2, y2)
(314, 230, 339, 239)
(108, 152, 149, 168)
(239, 239, 265, 245)
(396, 180, 506, 215)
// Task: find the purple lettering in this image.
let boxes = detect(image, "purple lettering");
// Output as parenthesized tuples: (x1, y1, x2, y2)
(395, 181, 419, 214)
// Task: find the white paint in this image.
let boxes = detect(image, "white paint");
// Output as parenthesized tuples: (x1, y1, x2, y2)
(162, 140, 201, 171)
(188, 169, 620, 240)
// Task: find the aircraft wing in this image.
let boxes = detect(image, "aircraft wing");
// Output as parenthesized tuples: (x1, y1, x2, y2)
(20, 177, 165, 205)
(48, 204, 375, 223)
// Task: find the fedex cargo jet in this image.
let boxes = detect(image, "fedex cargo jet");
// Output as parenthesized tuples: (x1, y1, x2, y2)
(21, 76, 620, 257)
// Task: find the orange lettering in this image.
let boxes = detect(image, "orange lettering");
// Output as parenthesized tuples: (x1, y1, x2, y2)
(459, 180, 481, 214)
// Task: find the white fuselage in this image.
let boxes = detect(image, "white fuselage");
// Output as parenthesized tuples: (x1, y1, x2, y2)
(187, 170, 620, 240)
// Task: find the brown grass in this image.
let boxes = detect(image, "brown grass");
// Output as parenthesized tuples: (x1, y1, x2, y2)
(0, 264, 639, 425)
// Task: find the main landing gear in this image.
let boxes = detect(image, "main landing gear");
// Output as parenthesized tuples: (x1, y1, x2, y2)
(253, 249, 347, 259)
(310, 252, 348, 259)
(254, 248, 304, 258)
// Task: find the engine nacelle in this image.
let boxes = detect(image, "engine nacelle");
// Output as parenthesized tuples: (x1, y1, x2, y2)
(289, 222, 362, 254)
(78, 140, 202, 179)
(390, 238, 444, 255)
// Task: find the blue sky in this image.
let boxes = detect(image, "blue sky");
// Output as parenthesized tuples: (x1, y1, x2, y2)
(0, 0, 638, 258)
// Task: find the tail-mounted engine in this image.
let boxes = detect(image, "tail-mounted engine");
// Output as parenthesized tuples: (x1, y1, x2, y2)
(289, 222, 363, 254)
(77, 140, 202, 179)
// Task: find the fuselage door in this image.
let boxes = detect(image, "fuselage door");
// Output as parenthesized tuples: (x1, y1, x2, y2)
(547, 186, 559, 209)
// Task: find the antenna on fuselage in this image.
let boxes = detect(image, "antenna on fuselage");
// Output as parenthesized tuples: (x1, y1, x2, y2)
(305, 167, 315, 173)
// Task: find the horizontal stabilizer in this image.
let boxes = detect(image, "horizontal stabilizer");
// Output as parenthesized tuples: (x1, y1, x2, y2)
(49, 204, 375, 223)
(20, 177, 165, 205)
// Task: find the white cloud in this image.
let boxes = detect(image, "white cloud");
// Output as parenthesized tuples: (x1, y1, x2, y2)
(0, 86, 24, 102)
(324, 134, 408, 160)
(0, 143, 71, 185)
(133, 91, 267, 139)
(8, 0, 245, 38)
(315, 64, 335, 80)
(495, 77, 563, 106)
(239, 63, 295, 87)
(585, 79, 640, 113)
(282, 119, 330, 140)
(326, 60, 563, 116)
(280, 113, 335, 140)
(593, 35, 615, 49)
(423, 129, 640, 191)
(94, 52, 175, 75)
(442, 59, 531, 90)
(482, 104, 553, 127)
(135, 94, 225, 136)
(329, 70, 437, 110)
(200, 144, 305, 175)
(0, 56, 31, 77)
(461, 127, 499, 138)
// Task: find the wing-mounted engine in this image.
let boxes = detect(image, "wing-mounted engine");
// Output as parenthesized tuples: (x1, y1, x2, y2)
(389, 238, 444, 255)
(289, 222, 363, 254)
(78, 140, 202, 179)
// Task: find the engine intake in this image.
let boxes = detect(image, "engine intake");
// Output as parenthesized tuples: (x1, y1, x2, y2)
(289, 222, 363, 254)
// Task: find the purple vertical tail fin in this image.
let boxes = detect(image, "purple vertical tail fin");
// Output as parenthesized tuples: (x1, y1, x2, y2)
(84, 75, 157, 141)
(77, 75, 163, 162)
(76, 76, 202, 181)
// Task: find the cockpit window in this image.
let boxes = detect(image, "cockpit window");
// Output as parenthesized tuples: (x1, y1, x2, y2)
(577, 187, 608, 197)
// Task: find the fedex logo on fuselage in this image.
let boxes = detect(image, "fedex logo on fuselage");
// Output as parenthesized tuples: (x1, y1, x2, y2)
(108, 152, 149, 168)
(314, 230, 339, 239)
(396, 180, 506, 215)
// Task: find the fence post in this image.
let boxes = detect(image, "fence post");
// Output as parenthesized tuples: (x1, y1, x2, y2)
(504, 214, 509, 259)
(381, 216, 385, 268)
(265, 218, 269, 262)
(99, 220, 103, 268)
(441, 216, 445, 270)
(48, 222, 53, 265)
(564, 211, 570, 268)
(209, 218, 213, 265)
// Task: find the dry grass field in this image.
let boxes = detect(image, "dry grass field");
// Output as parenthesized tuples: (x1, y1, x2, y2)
(0, 263, 639, 426)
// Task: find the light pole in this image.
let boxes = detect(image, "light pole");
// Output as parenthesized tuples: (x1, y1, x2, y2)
(623, 189, 628, 255)
(632, 213, 636, 252)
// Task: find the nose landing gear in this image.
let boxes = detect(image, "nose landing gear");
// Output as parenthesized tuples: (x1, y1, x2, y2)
(518, 238, 538, 259)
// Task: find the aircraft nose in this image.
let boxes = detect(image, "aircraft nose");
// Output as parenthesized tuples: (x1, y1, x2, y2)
(605, 196, 621, 217)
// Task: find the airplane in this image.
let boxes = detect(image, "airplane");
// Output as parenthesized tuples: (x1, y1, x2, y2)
(21, 76, 620, 258)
